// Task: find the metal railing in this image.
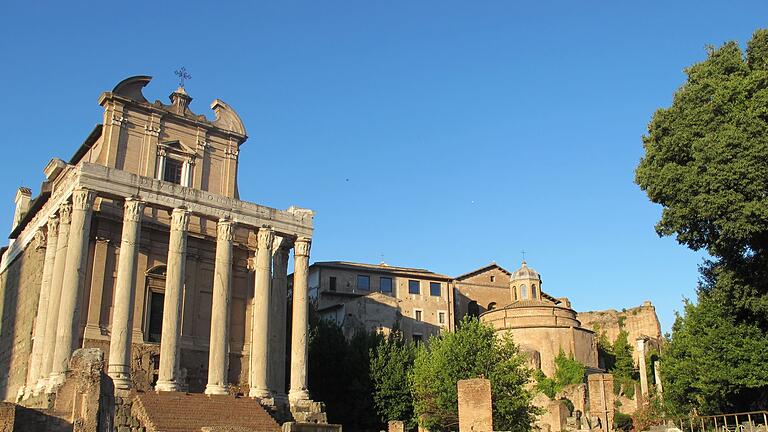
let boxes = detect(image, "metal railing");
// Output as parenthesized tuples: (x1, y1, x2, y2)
(667, 411, 768, 432)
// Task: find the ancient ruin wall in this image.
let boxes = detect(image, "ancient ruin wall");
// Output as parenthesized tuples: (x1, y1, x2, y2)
(0, 244, 46, 401)
(576, 302, 662, 365)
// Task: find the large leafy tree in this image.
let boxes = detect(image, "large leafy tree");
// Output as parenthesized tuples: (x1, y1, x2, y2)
(370, 330, 417, 427)
(308, 319, 383, 431)
(411, 316, 537, 432)
(635, 29, 768, 413)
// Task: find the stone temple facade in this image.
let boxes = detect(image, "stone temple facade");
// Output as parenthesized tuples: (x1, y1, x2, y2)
(0, 76, 317, 414)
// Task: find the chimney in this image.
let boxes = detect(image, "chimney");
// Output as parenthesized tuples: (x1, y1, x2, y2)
(12, 187, 32, 231)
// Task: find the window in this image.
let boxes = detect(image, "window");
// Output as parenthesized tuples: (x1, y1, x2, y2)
(357, 275, 370, 291)
(438, 311, 446, 325)
(380, 277, 393, 293)
(513, 286, 518, 301)
(329, 276, 337, 292)
(415, 310, 423, 321)
(429, 282, 441, 297)
(488, 302, 497, 310)
(412, 334, 423, 344)
(490, 275, 495, 282)
(531, 284, 536, 299)
(163, 158, 184, 184)
(408, 280, 420, 295)
(520, 284, 528, 299)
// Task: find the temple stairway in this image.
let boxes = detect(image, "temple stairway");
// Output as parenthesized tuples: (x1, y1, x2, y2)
(132, 392, 283, 432)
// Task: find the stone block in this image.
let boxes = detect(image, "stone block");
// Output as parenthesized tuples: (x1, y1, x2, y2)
(388, 420, 405, 432)
(457, 378, 493, 432)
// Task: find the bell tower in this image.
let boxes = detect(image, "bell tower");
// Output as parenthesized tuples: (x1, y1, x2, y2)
(510, 261, 542, 302)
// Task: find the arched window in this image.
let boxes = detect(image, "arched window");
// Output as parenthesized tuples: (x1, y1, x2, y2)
(520, 284, 528, 299)
(488, 302, 497, 310)
(513, 286, 518, 301)
(145, 265, 167, 343)
(468, 301, 480, 317)
(531, 284, 537, 299)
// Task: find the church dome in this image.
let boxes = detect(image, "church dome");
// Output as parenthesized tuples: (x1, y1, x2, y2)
(511, 261, 540, 281)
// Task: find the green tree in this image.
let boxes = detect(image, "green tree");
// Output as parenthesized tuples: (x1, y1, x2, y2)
(370, 330, 416, 427)
(635, 28, 768, 413)
(535, 350, 586, 399)
(308, 320, 383, 431)
(410, 316, 537, 432)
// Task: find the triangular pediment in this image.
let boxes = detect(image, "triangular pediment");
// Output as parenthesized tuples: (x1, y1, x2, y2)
(454, 263, 511, 281)
(159, 140, 195, 156)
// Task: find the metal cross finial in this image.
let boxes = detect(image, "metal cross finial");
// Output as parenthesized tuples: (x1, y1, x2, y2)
(174, 67, 192, 88)
(521, 249, 526, 261)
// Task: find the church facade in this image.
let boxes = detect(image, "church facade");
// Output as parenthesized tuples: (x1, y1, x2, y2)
(0, 76, 315, 411)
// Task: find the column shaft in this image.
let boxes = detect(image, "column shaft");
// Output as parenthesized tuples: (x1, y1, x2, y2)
(205, 219, 234, 395)
(26, 219, 58, 395)
(50, 189, 95, 386)
(156, 208, 189, 392)
(289, 237, 311, 402)
(107, 198, 145, 389)
(637, 338, 649, 399)
(268, 239, 290, 399)
(41, 205, 71, 392)
(249, 227, 274, 399)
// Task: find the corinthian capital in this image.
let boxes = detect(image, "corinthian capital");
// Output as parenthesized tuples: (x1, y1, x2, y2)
(257, 227, 274, 249)
(59, 202, 72, 225)
(123, 198, 146, 222)
(295, 237, 311, 257)
(71, 188, 95, 212)
(170, 208, 190, 232)
(47, 215, 59, 236)
(217, 219, 234, 241)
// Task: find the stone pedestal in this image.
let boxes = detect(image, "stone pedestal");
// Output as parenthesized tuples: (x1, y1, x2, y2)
(107, 198, 145, 389)
(457, 378, 493, 432)
(205, 219, 234, 395)
(156, 208, 189, 392)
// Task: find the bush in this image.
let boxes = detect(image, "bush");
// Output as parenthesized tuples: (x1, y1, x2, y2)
(614, 411, 633, 432)
(535, 350, 586, 400)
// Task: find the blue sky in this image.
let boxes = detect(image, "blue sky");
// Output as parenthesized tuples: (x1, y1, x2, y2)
(2, 2, 767, 332)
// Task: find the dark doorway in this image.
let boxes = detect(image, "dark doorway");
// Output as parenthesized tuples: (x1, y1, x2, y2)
(148, 291, 165, 342)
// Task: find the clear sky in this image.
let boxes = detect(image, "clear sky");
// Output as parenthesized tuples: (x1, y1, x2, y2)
(2, 2, 767, 332)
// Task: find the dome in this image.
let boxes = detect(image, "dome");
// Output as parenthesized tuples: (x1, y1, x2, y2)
(511, 261, 540, 281)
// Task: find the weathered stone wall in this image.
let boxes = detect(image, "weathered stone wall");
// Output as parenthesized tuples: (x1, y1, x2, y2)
(577, 302, 662, 364)
(0, 244, 45, 401)
(453, 266, 512, 321)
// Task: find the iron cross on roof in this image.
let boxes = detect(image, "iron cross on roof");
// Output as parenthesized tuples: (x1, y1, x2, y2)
(174, 67, 192, 88)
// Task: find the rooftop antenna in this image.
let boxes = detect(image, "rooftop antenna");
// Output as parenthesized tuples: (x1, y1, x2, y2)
(174, 67, 192, 88)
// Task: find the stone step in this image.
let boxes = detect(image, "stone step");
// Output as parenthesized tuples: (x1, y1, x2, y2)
(132, 392, 282, 432)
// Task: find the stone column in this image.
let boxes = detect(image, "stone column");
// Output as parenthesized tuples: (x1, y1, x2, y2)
(26, 219, 58, 395)
(107, 198, 145, 389)
(636, 338, 649, 399)
(268, 237, 290, 400)
(653, 360, 663, 399)
(156, 208, 190, 392)
(50, 189, 95, 386)
(289, 237, 311, 403)
(249, 227, 274, 399)
(41, 205, 70, 392)
(205, 219, 234, 395)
